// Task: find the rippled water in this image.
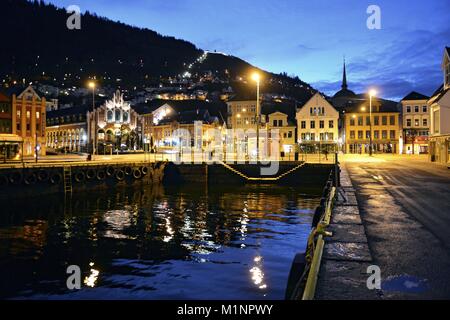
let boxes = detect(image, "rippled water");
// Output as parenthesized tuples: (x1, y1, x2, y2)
(0, 184, 320, 300)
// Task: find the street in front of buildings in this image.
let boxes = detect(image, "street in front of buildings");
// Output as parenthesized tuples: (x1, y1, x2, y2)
(342, 154, 450, 299)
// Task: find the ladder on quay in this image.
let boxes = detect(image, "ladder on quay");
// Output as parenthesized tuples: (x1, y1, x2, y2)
(63, 166, 73, 195)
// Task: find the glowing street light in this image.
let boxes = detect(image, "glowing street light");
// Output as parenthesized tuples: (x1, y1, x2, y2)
(88, 81, 97, 158)
(252, 72, 261, 161)
(368, 88, 377, 156)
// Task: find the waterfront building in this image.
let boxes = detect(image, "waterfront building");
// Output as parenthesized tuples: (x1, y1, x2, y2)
(88, 90, 143, 153)
(344, 97, 400, 154)
(400, 91, 430, 154)
(265, 110, 296, 157)
(10, 86, 47, 157)
(46, 90, 143, 154)
(296, 92, 339, 153)
(0, 91, 22, 161)
(226, 97, 297, 158)
(331, 59, 401, 154)
(428, 47, 450, 165)
(136, 99, 226, 153)
(46, 105, 88, 152)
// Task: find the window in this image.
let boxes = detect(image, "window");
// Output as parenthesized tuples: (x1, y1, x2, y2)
(320, 133, 325, 141)
(17, 110, 21, 118)
(115, 109, 121, 122)
(329, 120, 334, 128)
(350, 131, 355, 139)
(374, 130, 379, 139)
(415, 106, 419, 113)
(433, 110, 440, 133)
(423, 119, 428, 127)
(390, 130, 396, 139)
(366, 131, 371, 139)
(301, 133, 306, 140)
(390, 116, 395, 125)
(278, 120, 283, 127)
(382, 116, 387, 125)
(273, 120, 277, 127)
(26, 111, 31, 119)
(415, 119, 420, 127)
(382, 130, 387, 139)
(406, 119, 412, 127)
(358, 130, 363, 139)
(288, 131, 292, 138)
(358, 116, 363, 126)
(374, 116, 379, 126)
(350, 118, 355, 126)
(301, 121, 306, 129)
(310, 121, 315, 129)
(36, 112, 40, 119)
(123, 112, 129, 122)
(366, 116, 371, 126)
(310, 133, 315, 141)
(319, 120, 324, 129)
(107, 110, 113, 121)
(422, 106, 427, 113)
(406, 106, 411, 113)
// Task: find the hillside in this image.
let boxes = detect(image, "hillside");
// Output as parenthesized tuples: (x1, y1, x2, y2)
(0, 0, 315, 102)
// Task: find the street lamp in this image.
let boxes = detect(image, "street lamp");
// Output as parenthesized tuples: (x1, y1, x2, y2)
(88, 81, 96, 158)
(368, 89, 377, 156)
(251, 72, 261, 161)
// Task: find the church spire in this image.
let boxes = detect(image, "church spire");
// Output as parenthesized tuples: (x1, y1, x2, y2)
(342, 57, 348, 90)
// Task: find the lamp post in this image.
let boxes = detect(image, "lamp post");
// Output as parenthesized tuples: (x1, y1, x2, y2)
(252, 73, 260, 161)
(88, 81, 96, 158)
(368, 89, 377, 156)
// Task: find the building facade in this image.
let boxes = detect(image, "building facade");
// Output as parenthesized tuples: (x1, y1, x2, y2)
(46, 106, 88, 152)
(46, 90, 143, 154)
(400, 92, 430, 154)
(11, 86, 46, 157)
(428, 47, 450, 165)
(266, 111, 296, 157)
(296, 92, 339, 152)
(226, 99, 257, 130)
(344, 99, 401, 154)
(88, 90, 143, 153)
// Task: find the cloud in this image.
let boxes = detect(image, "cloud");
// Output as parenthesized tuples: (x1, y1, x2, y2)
(314, 27, 449, 100)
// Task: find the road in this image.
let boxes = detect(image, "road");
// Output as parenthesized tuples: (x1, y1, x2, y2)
(342, 154, 450, 299)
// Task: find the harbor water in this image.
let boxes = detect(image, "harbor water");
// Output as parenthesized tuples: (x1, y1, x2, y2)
(0, 184, 320, 299)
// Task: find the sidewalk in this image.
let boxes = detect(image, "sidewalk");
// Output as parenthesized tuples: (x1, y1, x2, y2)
(315, 166, 379, 300)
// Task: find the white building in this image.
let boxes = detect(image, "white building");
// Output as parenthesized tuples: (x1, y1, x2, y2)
(400, 92, 430, 154)
(429, 47, 450, 165)
(296, 92, 339, 152)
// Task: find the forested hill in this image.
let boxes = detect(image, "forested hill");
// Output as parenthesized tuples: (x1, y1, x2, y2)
(0, 0, 315, 102)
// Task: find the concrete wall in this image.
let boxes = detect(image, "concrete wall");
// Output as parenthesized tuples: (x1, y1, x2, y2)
(0, 162, 167, 198)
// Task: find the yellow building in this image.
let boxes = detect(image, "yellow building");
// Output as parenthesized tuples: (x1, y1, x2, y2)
(11, 86, 46, 157)
(227, 98, 297, 158)
(296, 92, 339, 152)
(226, 99, 258, 129)
(265, 111, 296, 158)
(345, 97, 401, 154)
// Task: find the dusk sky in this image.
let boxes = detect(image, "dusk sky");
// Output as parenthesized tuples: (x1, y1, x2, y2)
(48, 0, 449, 100)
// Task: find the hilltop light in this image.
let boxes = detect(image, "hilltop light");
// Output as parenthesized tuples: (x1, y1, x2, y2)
(88, 81, 96, 89)
(369, 89, 377, 97)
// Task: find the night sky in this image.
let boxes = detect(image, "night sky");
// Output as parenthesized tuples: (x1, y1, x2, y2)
(48, 0, 450, 100)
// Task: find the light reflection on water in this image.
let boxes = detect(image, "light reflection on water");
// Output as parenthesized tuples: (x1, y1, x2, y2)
(0, 184, 320, 300)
